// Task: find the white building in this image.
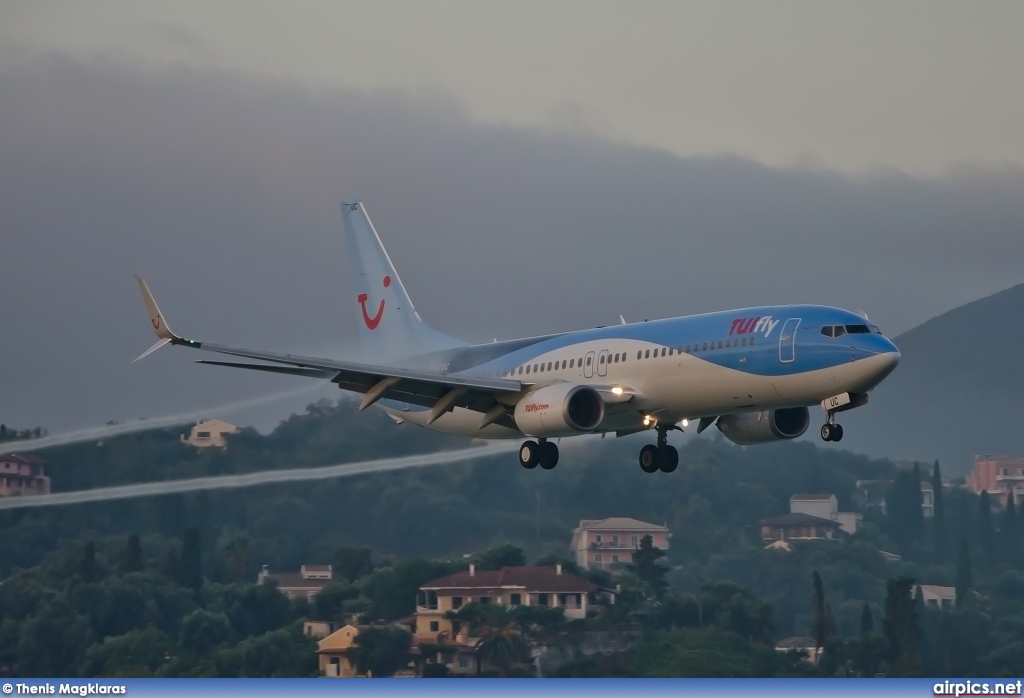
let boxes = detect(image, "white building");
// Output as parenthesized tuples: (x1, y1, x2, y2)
(789, 493, 862, 535)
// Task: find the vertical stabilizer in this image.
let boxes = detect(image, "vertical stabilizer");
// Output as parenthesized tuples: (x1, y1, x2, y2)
(341, 200, 466, 362)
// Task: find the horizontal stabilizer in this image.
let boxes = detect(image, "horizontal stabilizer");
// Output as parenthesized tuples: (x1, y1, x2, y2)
(134, 338, 171, 363)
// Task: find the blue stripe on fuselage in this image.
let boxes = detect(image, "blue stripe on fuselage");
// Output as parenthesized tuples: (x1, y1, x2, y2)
(409, 305, 898, 380)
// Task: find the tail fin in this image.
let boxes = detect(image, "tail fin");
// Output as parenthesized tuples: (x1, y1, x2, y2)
(341, 200, 466, 362)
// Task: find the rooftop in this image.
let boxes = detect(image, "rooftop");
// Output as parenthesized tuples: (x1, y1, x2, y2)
(575, 517, 668, 531)
(0, 453, 47, 465)
(789, 493, 834, 501)
(760, 512, 842, 528)
(422, 566, 598, 594)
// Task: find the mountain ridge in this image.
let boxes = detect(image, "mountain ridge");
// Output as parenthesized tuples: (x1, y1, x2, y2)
(839, 281, 1024, 474)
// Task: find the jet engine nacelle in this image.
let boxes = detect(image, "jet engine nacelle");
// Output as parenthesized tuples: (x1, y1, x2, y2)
(716, 407, 810, 445)
(514, 383, 605, 438)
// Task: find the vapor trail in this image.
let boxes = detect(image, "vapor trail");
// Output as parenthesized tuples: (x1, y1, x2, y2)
(0, 383, 328, 457)
(0, 442, 519, 510)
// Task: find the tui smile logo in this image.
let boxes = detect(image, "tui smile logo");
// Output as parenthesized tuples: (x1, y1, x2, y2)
(357, 276, 391, 330)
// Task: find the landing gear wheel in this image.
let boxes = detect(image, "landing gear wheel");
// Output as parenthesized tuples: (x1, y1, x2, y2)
(820, 424, 833, 442)
(539, 441, 559, 470)
(639, 445, 661, 473)
(659, 445, 679, 473)
(519, 441, 540, 469)
(831, 424, 844, 442)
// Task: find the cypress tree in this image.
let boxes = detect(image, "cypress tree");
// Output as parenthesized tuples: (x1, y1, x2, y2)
(121, 533, 142, 573)
(977, 492, 995, 561)
(1001, 495, 1018, 559)
(812, 571, 826, 656)
(178, 526, 203, 593)
(78, 541, 96, 582)
(954, 533, 972, 608)
(860, 601, 874, 636)
(912, 462, 925, 540)
(932, 461, 946, 561)
(883, 576, 921, 676)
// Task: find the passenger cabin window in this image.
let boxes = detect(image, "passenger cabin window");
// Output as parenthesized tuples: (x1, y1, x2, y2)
(637, 351, 642, 360)
(645, 350, 650, 359)
(569, 359, 574, 368)
(586, 357, 592, 366)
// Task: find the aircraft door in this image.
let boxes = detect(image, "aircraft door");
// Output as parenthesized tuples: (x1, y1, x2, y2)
(583, 351, 595, 379)
(597, 349, 610, 377)
(779, 318, 801, 363)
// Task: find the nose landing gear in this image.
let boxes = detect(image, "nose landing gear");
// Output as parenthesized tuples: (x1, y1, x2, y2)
(820, 413, 844, 442)
(638, 423, 680, 473)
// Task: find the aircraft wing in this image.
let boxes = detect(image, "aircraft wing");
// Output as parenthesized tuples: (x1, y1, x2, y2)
(133, 276, 524, 422)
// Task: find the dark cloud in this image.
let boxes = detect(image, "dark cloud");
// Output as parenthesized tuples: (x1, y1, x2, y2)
(2, 56, 1023, 435)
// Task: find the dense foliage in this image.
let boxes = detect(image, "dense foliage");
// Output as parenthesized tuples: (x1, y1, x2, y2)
(3, 398, 1024, 677)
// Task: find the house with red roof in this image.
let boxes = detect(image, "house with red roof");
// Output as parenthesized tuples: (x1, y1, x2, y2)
(414, 563, 601, 675)
(0, 453, 50, 497)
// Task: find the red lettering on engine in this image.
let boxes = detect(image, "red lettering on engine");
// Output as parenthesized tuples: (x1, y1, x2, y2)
(524, 403, 550, 413)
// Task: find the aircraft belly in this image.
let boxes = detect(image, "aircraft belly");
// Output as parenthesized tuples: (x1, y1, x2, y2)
(638, 359, 780, 417)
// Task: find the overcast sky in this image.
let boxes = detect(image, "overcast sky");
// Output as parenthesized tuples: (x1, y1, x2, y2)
(2, 2, 1023, 439)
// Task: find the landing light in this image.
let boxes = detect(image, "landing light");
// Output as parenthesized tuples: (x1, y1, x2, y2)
(643, 416, 652, 426)
(681, 419, 689, 427)
(611, 387, 623, 395)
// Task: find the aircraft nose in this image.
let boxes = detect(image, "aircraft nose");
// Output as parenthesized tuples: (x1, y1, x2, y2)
(875, 340, 900, 373)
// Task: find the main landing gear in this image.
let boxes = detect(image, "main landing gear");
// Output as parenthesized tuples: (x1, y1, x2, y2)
(638, 424, 679, 474)
(820, 413, 844, 442)
(519, 439, 559, 470)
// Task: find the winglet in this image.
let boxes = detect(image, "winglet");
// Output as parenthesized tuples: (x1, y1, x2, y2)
(134, 275, 180, 361)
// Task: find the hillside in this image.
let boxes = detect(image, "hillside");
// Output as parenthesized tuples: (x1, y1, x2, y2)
(841, 282, 1024, 474)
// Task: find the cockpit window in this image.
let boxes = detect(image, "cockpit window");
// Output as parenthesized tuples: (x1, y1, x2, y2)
(822, 323, 882, 337)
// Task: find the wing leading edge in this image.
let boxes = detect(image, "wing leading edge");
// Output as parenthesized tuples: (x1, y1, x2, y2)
(133, 276, 524, 425)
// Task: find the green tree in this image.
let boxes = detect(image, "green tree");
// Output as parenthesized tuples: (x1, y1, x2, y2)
(977, 492, 995, 561)
(121, 534, 143, 574)
(79, 541, 97, 582)
(812, 571, 826, 659)
(889, 470, 924, 553)
(348, 625, 413, 677)
(82, 626, 173, 677)
(883, 577, 921, 676)
(334, 546, 374, 582)
(631, 534, 669, 596)
(932, 461, 946, 562)
(178, 527, 203, 593)
(860, 602, 873, 636)
(233, 624, 318, 677)
(454, 603, 531, 677)
(912, 462, 925, 539)
(178, 609, 233, 655)
(221, 535, 249, 583)
(474, 542, 527, 570)
(955, 534, 973, 608)
(1000, 495, 1018, 559)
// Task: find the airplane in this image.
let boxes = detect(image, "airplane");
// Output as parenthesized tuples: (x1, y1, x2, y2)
(135, 199, 900, 474)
